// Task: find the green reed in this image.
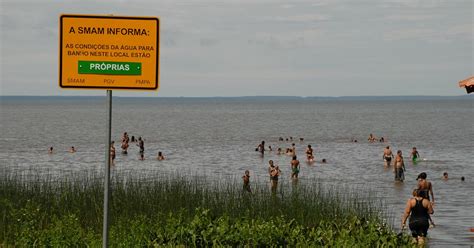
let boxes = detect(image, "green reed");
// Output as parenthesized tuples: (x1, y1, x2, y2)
(0, 170, 412, 246)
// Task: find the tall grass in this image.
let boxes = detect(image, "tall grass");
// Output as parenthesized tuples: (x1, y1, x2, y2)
(1, 170, 411, 246)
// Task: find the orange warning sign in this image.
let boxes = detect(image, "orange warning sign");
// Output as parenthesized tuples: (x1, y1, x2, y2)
(59, 14, 159, 90)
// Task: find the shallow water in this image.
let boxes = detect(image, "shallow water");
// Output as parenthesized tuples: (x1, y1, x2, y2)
(1, 96, 473, 247)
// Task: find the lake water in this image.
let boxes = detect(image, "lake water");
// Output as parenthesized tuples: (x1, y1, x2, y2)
(1, 96, 473, 247)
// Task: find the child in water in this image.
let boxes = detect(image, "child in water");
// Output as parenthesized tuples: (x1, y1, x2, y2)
(157, 151, 165, 161)
(442, 172, 448, 180)
(411, 147, 420, 163)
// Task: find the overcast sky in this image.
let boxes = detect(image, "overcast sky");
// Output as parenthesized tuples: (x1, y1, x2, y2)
(0, 0, 472, 97)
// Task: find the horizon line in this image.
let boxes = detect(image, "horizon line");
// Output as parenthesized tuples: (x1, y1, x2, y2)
(0, 95, 471, 98)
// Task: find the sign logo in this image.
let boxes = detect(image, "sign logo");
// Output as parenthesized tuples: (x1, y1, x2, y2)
(59, 15, 159, 90)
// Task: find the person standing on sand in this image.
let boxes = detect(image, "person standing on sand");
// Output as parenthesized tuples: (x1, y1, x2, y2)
(383, 146, 394, 167)
(394, 150, 405, 182)
(401, 189, 434, 246)
(242, 170, 251, 192)
(291, 156, 300, 179)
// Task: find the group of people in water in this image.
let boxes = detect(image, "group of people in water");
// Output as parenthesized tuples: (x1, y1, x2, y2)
(382, 145, 420, 182)
(245, 135, 467, 245)
(248, 138, 329, 193)
(48, 132, 166, 165)
(110, 132, 165, 164)
(379, 140, 466, 244)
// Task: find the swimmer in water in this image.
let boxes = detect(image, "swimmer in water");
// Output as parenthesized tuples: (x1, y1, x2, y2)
(383, 146, 394, 167)
(321, 158, 327, 163)
(137, 137, 144, 160)
(242, 170, 251, 192)
(48, 147, 53, 154)
(291, 155, 300, 179)
(306, 145, 314, 162)
(267, 160, 274, 175)
(110, 141, 116, 165)
(121, 132, 129, 154)
(257, 141, 265, 155)
(394, 150, 405, 182)
(69, 146, 76, 153)
(277, 147, 282, 155)
(417, 172, 434, 204)
(442, 172, 448, 181)
(461, 176, 465, 181)
(270, 165, 281, 192)
(157, 151, 165, 161)
(411, 147, 420, 163)
(417, 172, 436, 227)
(267, 160, 277, 191)
(368, 133, 376, 143)
(379, 137, 385, 142)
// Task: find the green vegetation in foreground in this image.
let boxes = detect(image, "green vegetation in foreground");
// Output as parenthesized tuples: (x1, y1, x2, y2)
(1, 171, 415, 247)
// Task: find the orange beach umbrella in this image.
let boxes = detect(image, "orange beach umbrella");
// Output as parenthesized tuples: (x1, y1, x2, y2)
(459, 76, 474, 94)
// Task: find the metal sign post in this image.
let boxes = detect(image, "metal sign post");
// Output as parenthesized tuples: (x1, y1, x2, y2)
(103, 90, 112, 248)
(59, 14, 159, 247)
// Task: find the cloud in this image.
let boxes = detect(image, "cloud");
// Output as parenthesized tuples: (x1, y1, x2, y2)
(0, 0, 472, 96)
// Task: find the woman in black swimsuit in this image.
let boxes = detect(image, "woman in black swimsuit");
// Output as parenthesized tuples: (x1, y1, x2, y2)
(401, 189, 434, 245)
